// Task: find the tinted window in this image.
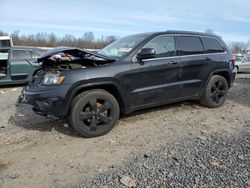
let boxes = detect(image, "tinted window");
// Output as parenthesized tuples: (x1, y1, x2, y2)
(177, 36, 203, 55)
(0, 40, 11, 48)
(202, 37, 225, 53)
(12, 50, 32, 59)
(144, 36, 176, 58)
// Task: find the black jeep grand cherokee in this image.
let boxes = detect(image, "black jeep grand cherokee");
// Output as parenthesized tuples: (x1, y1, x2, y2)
(18, 31, 236, 137)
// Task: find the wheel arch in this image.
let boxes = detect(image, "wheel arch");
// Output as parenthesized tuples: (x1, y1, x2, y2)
(205, 70, 231, 88)
(65, 83, 126, 117)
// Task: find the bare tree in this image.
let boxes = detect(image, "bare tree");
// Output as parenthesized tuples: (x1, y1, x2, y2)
(229, 40, 250, 54)
(204, 29, 215, 34)
(0, 30, 118, 49)
(83, 32, 95, 42)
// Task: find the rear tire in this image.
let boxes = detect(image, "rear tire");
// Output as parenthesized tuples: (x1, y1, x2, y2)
(199, 75, 228, 108)
(70, 89, 120, 137)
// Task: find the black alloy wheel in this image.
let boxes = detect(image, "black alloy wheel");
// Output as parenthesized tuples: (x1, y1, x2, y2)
(210, 80, 226, 104)
(70, 89, 120, 137)
(200, 75, 228, 108)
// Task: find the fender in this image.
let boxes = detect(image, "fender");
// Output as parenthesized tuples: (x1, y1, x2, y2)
(62, 79, 127, 116)
(203, 69, 231, 91)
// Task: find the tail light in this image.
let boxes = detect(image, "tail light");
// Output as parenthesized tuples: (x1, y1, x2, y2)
(230, 54, 236, 69)
(231, 54, 236, 64)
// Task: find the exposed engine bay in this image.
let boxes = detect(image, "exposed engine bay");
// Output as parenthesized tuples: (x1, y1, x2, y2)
(38, 47, 114, 72)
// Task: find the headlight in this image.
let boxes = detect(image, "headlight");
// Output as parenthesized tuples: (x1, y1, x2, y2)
(42, 74, 65, 86)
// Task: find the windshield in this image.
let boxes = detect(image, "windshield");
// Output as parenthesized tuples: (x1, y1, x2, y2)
(98, 34, 149, 59)
(236, 55, 243, 62)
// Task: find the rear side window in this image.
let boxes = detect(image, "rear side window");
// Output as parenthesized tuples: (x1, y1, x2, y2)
(12, 50, 32, 59)
(176, 36, 203, 55)
(202, 37, 225, 53)
(144, 36, 176, 58)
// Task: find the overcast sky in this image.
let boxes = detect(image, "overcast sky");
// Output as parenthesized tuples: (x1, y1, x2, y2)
(0, 0, 249, 42)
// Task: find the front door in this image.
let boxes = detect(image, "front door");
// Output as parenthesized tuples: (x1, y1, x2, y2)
(10, 49, 37, 81)
(130, 35, 181, 108)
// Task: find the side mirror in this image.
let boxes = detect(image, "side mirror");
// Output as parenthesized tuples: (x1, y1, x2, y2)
(136, 48, 156, 62)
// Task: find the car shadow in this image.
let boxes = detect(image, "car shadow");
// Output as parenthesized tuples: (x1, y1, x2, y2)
(120, 100, 202, 119)
(0, 83, 27, 89)
(10, 100, 200, 137)
(9, 104, 82, 137)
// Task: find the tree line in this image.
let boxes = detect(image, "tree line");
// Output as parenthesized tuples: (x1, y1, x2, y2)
(228, 41, 250, 54)
(204, 29, 249, 54)
(1, 30, 249, 53)
(0, 30, 118, 49)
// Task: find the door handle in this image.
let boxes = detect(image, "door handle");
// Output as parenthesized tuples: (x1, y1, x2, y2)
(170, 61, 178, 65)
(205, 57, 211, 61)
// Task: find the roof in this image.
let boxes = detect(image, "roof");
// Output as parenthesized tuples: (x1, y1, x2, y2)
(166, 30, 218, 37)
(137, 30, 220, 38)
(0, 36, 12, 40)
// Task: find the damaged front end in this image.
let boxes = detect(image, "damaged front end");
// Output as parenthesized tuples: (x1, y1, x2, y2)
(38, 47, 115, 72)
(16, 47, 115, 118)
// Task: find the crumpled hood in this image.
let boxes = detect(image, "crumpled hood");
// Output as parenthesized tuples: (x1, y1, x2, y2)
(37, 47, 115, 62)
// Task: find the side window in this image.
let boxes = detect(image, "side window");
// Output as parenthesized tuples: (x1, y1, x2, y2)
(144, 36, 176, 58)
(31, 51, 40, 59)
(12, 50, 32, 59)
(202, 37, 225, 53)
(247, 57, 250, 62)
(176, 36, 203, 55)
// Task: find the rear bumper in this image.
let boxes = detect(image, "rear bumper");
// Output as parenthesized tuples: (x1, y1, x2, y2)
(230, 68, 237, 87)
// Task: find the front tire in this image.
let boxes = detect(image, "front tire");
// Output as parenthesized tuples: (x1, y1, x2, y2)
(200, 75, 228, 108)
(70, 89, 120, 137)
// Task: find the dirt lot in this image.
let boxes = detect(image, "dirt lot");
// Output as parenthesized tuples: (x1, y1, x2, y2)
(0, 74, 249, 188)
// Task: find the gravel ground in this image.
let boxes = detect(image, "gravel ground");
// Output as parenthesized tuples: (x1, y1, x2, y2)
(80, 131, 249, 188)
(0, 74, 249, 188)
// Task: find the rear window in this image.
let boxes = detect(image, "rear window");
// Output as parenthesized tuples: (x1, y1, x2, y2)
(202, 37, 225, 53)
(176, 36, 203, 55)
(0, 40, 11, 48)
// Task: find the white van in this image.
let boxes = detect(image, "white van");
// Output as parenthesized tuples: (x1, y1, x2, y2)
(0, 36, 13, 48)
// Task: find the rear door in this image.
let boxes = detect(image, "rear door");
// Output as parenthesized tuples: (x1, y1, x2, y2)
(130, 35, 181, 108)
(175, 36, 207, 98)
(10, 49, 38, 81)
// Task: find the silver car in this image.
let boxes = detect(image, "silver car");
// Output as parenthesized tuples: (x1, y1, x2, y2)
(235, 55, 250, 72)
